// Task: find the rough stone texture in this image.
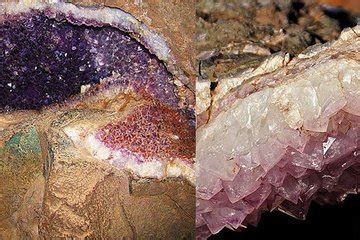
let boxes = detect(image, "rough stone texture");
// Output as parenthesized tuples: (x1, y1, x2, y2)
(0, 109, 195, 240)
(39, 125, 195, 239)
(0, 127, 44, 223)
(0, 1, 195, 239)
(196, 0, 357, 82)
(196, 26, 360, 238)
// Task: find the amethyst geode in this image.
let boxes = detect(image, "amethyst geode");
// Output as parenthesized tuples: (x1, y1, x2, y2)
(196, 26, 360, 238)
(0, 4, 177, 110)
(0, 2, 195, 239)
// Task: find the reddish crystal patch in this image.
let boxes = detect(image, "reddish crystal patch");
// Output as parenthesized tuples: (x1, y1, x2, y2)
(96, 103, 195, 161)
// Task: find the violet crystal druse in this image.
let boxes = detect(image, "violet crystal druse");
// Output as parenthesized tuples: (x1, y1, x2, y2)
(0, 2, 195, 239)
(0, 2, 196, 181)
(196, 26, 360, 238)
(1, 7, 177, 110)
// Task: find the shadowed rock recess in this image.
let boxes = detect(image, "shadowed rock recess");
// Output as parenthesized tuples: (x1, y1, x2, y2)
(0, 2, 195, 239)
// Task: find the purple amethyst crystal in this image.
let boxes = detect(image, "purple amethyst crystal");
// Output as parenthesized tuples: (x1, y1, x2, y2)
(0, 10, 177, 110)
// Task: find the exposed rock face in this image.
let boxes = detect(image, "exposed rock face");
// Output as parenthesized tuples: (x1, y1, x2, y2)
(0, 1, 195, 239)
(0, 127, 44, 231)
(196, 0, 357, 82)
(196, 26, 360, 238)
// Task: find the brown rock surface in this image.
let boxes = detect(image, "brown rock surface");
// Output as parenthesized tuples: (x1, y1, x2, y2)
(196, 0, 357, 81)
(1, 107, 195, 239)
(0, 1, 195, 239)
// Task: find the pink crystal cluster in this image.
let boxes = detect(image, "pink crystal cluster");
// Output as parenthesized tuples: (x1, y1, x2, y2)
(196, 27, 360, 239)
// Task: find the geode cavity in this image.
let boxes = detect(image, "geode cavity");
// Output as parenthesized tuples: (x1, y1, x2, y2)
(0, 4, 178, 110)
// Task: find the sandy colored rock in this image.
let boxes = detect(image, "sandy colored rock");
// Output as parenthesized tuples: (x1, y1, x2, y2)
(196, 0, 357, 81)
(0, 127, 44, 222)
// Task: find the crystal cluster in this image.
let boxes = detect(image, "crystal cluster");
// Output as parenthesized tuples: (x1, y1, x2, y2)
(0, 8, 177, 110)
(1, 2, 195, 183)
(0, 2, 195, 239)
(97, 103, 195, 161)
(196, 26, 360, 238)
(62, 100, 195, 182)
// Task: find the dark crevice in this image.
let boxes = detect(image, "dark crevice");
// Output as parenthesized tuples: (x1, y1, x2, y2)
(287, 1, 305, 24)
(210, 194, 360, 240)
(322, 5, 358, 29)
(210, 81, 218, 91)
